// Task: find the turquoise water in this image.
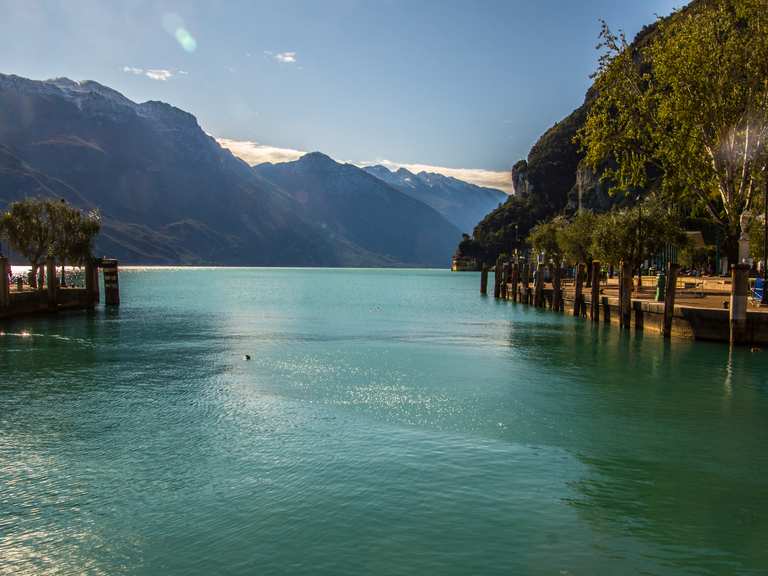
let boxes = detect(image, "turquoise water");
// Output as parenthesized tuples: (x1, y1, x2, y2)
(1, 268, 767, 575)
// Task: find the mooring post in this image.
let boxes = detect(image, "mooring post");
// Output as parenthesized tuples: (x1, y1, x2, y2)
(500, 261, 509, 299)
(730, 263, 750, 345)
(480, 264, 488, 295)
(533, 264, 544, 307)
(102, 259, 120, 306)
(504, 260, 513, 300)
(0, 256, 9, 309)
(590, 261, 601, 323)
(522, 262, 531, 305)
(573, 263, 585, 317)
(46, 257, 58, 311)
(493, 257, 502, 299)
(551, 263, 562, 312)
(663, 262, 680, 339)
(85, 258, 98, 305)
(510, 262, 519, 303)
(619, 260, 632, 329)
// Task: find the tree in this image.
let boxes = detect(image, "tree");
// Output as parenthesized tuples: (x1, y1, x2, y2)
(0, 198, 101, 288)
(557, 210, 597, 267)
(50, 201, 101, 282)
(529, 217, 567, 265)
(0, 198, 55, 288)
(578, 0, 768, 265)
(591, 200, 688, 275)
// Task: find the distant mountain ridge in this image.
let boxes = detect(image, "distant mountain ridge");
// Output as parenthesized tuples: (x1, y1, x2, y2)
(363, 165, 506, 233)
(255, 153, 461, 267)
(0, 73, 462, 267)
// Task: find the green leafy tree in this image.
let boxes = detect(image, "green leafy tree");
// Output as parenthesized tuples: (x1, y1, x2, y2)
(578, 0, 768, 265)
(529, 217, 567, 265)
(557, 210, 597, 267)
(1, 198, 55, 288)
(591, 200, 688, 274)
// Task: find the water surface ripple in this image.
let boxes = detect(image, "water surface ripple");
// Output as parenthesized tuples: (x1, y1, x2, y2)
(1, 269, 767, 575)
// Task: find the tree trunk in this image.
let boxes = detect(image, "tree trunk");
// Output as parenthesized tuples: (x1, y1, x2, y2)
(29, 264, 37, 289)
(60, 263, 66, 287)
(723, 230, 739, 270)
(585, 258, 593, 288)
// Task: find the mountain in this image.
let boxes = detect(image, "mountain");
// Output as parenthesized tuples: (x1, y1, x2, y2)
(0, 73, 455, 267)
(255, 153, 462, 267)
(363, 165, 506, 234)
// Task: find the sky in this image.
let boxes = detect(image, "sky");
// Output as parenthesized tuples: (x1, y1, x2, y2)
(0, 0, 684, 193)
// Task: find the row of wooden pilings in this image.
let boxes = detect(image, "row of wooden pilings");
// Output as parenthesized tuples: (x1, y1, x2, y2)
(480, 256, 754, 344)
(0, 256, 120, 314)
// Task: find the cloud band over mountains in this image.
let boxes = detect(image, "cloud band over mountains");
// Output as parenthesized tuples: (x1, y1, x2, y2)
(217, 138, 512, 194)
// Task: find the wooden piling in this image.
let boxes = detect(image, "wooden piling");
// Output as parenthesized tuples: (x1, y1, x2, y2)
(510, 262, 519, 303)
(590, 261, 601, 323)
(500, 261, 509, 299)
(729, 263, 750, 344)
(551, 264, 562, 312)
(0, 256, 9, 309)
(533, 264, 544, 308)
(480, 264, 488, 295)
(85, 258, 98, 305)
(493, 257, 502, 299)
(102, 259, 120, 306)
(573, 264, 585, 317)
(619, 260, 632, 329)
(522, 262, 531, 305)
(46, 257, 58, 311)
(663, 262, 680, 339)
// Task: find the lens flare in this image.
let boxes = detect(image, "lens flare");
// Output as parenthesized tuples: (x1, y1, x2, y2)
(162, 13, 197, 53)
(175, 28, 197, 53)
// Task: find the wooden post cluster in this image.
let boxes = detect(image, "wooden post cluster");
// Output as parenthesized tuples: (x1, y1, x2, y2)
(493, 257, 502, 299)
(0, 256, 9, 310)
(480, 264, 488, 295)
(730, 263, 750, 344)
(500, 261, 509, 299)
(102, 259, 120, 306)
(590, 261, 601, 323)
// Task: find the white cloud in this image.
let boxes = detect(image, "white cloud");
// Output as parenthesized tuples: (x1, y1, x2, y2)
(217, 138, 306, 165)
(122, 66, 179, 81)
(361, 160, 513, 194)
(145, 69, 174, 81)
(270, 51, 297, 64)
(217, 137, 512, 193)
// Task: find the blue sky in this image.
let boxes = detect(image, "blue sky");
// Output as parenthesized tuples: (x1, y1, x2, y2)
(0, 0, 683, 192)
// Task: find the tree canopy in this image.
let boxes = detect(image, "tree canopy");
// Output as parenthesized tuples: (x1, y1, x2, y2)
(0, 198, 100, 287)
(578, 0, 768, 262)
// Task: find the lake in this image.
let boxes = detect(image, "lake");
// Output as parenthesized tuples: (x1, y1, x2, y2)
(1, 268, 767, 575)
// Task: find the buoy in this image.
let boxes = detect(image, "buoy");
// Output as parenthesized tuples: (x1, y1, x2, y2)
(244, 354, 251, 360)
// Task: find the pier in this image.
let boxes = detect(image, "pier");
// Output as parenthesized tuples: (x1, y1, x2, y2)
(0, 257, 120, 320)
(484, 259, 768, 345)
